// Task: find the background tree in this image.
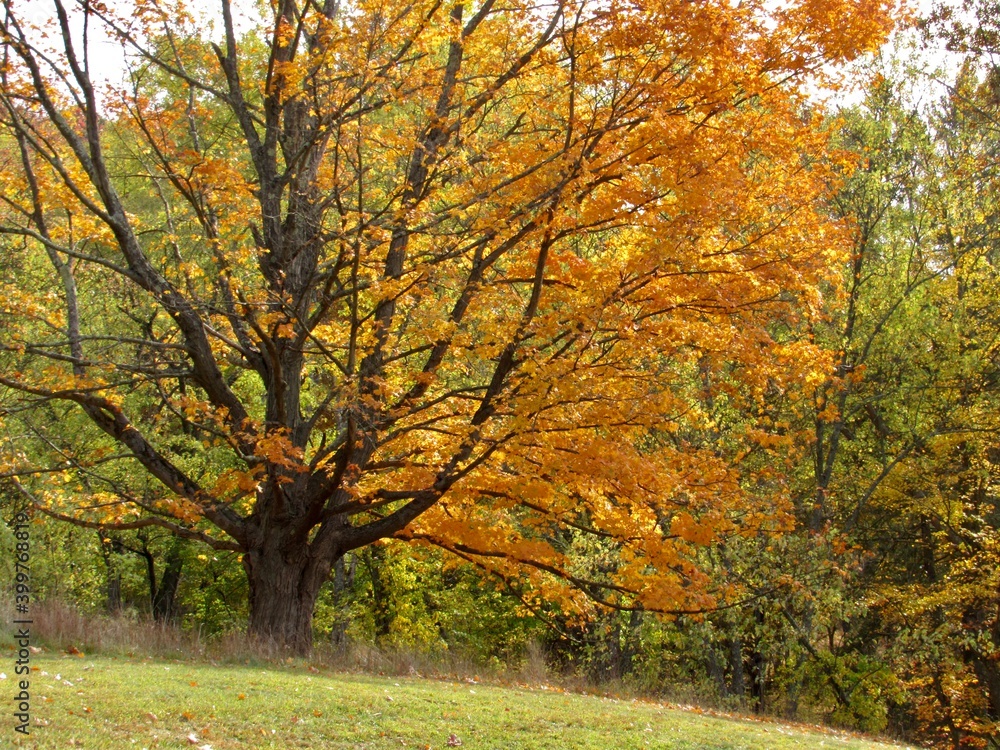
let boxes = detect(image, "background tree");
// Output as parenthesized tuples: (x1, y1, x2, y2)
(867, 61, 1000, 747)
(0, 0, 895, 653)
(742, 43, 1000, 742)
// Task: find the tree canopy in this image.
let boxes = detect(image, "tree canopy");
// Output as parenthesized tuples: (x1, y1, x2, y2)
(0, 0, 896, 653)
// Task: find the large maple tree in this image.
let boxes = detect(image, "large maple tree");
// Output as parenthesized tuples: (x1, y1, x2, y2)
(0, 0, 895, 652)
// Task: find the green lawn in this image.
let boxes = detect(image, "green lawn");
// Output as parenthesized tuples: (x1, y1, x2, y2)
(5, 653, 916, 749)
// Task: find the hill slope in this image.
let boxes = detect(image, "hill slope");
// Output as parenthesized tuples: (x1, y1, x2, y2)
(9, 654, 916, 749)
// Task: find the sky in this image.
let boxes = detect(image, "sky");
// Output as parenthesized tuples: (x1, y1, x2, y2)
(12, 0, 974, 116)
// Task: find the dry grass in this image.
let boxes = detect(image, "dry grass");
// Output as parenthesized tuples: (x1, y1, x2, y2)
(7, 599, 203, 658)
(2, 599, 546, 685)
(0, 600, 714, 706)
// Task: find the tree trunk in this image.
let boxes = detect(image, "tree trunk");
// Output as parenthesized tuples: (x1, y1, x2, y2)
(784, 649, 808, 719)
(106, 572, 123, 614)
(605, 616, 623, 681)
(99, 533, 123, 614)
(243, 543, 331, 656)
(749, 606, 767, 713)
(152, 539, 184, 623)
(330, 553, 356, 651)
(728, 636, 747, 706)
(619, 609, 641, 676)
(364, 546, 393, 640)
(707, 647, 728, 700)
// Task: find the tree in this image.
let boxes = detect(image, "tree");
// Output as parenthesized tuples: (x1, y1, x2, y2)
(0, 0, 896, 653)
(867, 60, 1000, 747)
(776, 47, 1000, 744)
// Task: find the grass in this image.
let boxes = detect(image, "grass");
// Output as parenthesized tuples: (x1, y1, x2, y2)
(5, 650, 918, 750)
(10, 599, 531, 681)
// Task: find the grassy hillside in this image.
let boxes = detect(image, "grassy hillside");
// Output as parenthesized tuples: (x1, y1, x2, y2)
(6, 653, 916, 749)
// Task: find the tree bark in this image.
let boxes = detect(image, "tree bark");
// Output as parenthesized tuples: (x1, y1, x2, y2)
(243, 542, 332, 655)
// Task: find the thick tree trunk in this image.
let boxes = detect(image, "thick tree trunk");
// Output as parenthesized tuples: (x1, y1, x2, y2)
(244, 543, 331, 656)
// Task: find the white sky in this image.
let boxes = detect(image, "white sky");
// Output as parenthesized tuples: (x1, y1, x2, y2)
(13, 0, 258, 94)
(16, 0, 974, 113)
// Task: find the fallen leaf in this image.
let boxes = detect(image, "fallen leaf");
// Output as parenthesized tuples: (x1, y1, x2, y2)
(447, 734, 463, 746)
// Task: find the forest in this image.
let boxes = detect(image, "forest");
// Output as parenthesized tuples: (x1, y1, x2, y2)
(0, 0, 998, 746)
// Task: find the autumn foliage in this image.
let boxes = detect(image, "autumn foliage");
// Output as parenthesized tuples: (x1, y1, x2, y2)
(0, 0, 895, 652)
